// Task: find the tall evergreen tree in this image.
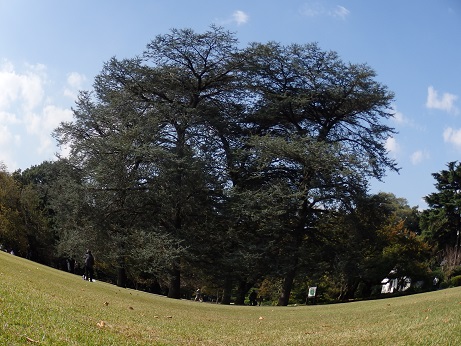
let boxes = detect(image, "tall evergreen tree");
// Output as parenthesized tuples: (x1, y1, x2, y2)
(54, 26, 243, 295)
(240, 42, 398, 305)
(421, 161, 461, 271)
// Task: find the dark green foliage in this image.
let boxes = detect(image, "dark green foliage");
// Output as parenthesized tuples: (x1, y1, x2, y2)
(450, 275, 461, 287)
(421, 161, 461, 250)
(420, 161, 461, 279)
(0, 166, 53, 264)
(306, 192, 430, 301)
(238, 41, 398, 305)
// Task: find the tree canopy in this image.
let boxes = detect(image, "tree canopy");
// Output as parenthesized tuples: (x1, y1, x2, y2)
(420, 161, 461, 277)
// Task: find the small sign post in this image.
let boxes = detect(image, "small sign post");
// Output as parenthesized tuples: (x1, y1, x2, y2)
(307, 286, 317, 305)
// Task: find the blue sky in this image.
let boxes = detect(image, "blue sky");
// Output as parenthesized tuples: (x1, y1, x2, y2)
(0, 0, 460, 209)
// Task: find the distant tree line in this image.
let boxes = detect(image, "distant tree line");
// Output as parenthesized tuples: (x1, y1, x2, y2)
(1, 26, 456, 304)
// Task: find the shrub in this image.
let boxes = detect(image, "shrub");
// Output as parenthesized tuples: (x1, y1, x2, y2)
(450, 266, 461, 277)
(450, 275, 461, 287)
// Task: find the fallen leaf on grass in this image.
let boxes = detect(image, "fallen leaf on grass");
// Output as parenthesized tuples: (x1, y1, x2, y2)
(104, 302, 109, 306)
(97, 321, 106, 328)
(26, 336, 39, 343)
(129, 306, 134, 310)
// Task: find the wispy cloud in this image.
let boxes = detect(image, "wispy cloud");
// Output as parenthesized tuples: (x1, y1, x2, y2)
(390, 104, 423, 130)
(217, 10, 249, 26)
(385, 137, 399, 156)
(232, 10, 249, 25)
(300, 3, 350, 19)
(443, 127, 461, 149)
(410, 150, 429, 165)
(391, 105, 406, 124)
(64, 72, 87, 99)
(24, 105, 73, 154)
(333, 5, 350, 19)
(426, 86, 459, 114)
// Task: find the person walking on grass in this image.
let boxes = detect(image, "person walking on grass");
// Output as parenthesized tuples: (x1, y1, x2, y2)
(84, 250, 95, 282)
(195, 288, 202, 302)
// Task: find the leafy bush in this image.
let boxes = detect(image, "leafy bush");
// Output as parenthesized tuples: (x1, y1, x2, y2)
(450, 266, 461, 277)
(440, 281, 450, 289)
(450, 275, 461, 287)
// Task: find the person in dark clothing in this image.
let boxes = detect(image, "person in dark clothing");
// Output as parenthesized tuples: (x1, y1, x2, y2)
(249, 290, 257, 306)
(84, 250, 95, 282)
(257, 295, 263, 306)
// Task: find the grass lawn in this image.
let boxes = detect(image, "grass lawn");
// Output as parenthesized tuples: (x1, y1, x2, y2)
(1, 251, 461, 345)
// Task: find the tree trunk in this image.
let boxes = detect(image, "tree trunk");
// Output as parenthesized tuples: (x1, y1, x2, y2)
(337, 277, 360, 301)
(340, 279, 359, 301)
(278, 266, 297, 306)
(116, 240, 127, 287)
(278, 228, 303, 306)
(117, 266, 126, 287)
(167, 265, 181, 299)
(361, 281, 373, 298)
(235, 280, 248, 305)
(221, 277, 232, 305)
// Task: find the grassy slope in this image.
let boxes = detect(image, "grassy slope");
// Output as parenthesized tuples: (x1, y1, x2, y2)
(1, 252, 461, 346)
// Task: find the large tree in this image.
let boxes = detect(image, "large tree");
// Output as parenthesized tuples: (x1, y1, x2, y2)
(54, 26, 244, 296)
(53, 28, 398, 303)
(421, 161, 461, 274)
(0, 164, 52, 263)
(240, 42, 398, 305)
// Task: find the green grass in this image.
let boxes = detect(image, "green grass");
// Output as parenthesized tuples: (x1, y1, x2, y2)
(1, 252, 461, 345)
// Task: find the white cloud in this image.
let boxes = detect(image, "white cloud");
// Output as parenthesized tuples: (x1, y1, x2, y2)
(390, 104, 425, 131)
(391, 105, 406, 124)
(64, 72, 87, 99)
(300, 3, 350, 19)
(426, 86, 459, 114)
(0, 111, 19, 125)
(0, 59, 75, 170)
(0, 124, 20, 170)
(67, 72, 86, 88)
(0, 61, 46, 111)
(385, 137, 399, 155)
(43, 105, 73, 131)
(24, 105, 73, 154)
(0, 124, 14, 146)
(232, 10, 249, 26)
(410, 150, 429, 165)
(333, 5, 350, 19)
(443, 127, 461, 149)
(218, 10, 249, 26)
